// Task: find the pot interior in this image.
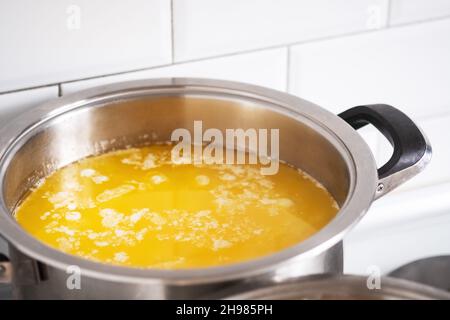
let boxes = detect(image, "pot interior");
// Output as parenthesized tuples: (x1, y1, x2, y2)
(2, 92, 351, 220)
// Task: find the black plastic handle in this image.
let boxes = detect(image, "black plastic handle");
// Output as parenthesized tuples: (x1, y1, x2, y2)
(338, 104, 427, 179)
(0, 253, 8, 262)
(0, 253, 11, 284)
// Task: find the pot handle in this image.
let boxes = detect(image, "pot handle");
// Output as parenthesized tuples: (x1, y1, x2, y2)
(339, 104, 431, 198)
(0, 253, 12, 284)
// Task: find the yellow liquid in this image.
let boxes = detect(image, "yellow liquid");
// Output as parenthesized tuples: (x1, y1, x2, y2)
(14, 144, 339, 269)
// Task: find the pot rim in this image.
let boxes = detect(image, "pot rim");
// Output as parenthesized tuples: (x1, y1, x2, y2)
(0, 78, 378, 285)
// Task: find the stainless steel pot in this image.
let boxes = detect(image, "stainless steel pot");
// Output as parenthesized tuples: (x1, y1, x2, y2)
(222, 274, 450, 300)
(0, 78, 431, 299)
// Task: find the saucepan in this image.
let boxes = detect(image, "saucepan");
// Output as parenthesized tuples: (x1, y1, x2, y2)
(0, 78, 431, 299)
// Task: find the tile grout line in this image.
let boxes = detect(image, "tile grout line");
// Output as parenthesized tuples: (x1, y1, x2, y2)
(386, 0, 393, 27)
(57, 84, 62, 97)
(416, 108, 450, 122)
(0, 27, 386, 96)
(160, 26, 390, 65)
(170, 0, 175, 64)
(2, 13, 450, 96)
(0, 83, 61, 96)
(0, 63, 173, 96)
(285, 46, 291, 93)
(388, 11, 450, 28)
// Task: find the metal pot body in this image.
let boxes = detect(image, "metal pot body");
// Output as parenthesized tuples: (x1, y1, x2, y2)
(7, 242, 342, 299)
(0, 78, 430, 299)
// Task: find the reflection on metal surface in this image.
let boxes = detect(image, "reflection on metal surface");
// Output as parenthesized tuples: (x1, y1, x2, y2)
(222, 274, 450, 300)
(389, 256, 450, 292)
(0, 261, 12, 284)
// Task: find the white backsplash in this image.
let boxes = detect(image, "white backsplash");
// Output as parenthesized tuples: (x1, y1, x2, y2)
(0, 86, 58, 127)
(62, 48, 288, 94)
(288, 18, 450, 119)
(390, 0, 450, 25)
(172, 0, 389, 61)
(0, 0, 171, 92)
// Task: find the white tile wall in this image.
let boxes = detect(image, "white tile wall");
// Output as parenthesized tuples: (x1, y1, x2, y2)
(353, 126, 383, 167)
(345, 211, 450, 274)
(62, 48, 287, 94)
(345, 181, 450, 274)
(173, 0, 389, 62)
(349, 182, 450, 235)
(390, 0, 450, 25)
(0, 86, 59, 127)
(289, 18, 450, 119)
(0, 0, 171, 92)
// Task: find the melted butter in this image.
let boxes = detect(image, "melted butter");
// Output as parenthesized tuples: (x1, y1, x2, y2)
(14, 144, 339, 269)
